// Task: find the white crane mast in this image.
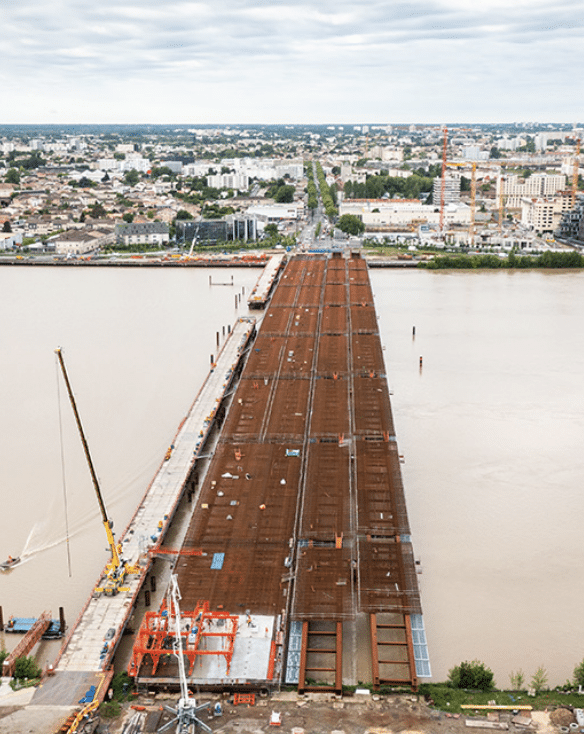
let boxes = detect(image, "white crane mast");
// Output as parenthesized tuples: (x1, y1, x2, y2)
(158, 575, 211, 734)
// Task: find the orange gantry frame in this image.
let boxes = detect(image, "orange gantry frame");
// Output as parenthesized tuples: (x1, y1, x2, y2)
(128, 600, 238, 678)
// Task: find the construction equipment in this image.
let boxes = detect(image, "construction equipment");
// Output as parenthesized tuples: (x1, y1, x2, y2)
(481, 161, 514, 232)
(55, 347, 139, 596)
(158, 575, 211, 734)
(128, 595, 239, 680)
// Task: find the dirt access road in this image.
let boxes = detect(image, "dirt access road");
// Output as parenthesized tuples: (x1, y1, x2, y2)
(108, 691, 557, 734)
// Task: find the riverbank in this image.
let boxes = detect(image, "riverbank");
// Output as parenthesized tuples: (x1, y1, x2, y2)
(0, 687, 560, 734)
(0, 255, 267, 267)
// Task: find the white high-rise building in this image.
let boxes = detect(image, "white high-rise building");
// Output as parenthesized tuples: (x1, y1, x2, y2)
(433, 176, 461, 205)
(521, 195, 573, 233)
(497, 174, 566, 208)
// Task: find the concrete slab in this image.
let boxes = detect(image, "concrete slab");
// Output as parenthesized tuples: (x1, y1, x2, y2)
(188, 614, 275, 684)
(31, 670, 104, 706)
(0, 683, 35, 705)
(0, 704, 74, 734)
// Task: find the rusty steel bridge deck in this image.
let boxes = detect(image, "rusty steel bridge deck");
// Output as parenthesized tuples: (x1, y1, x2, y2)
(169, 252, 426, 691)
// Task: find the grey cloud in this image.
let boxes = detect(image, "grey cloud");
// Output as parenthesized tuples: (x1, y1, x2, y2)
(4, 0, 584, 122)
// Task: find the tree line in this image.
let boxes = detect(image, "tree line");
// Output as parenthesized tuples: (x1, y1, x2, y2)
(305, 164, 318, 210)
(422, 251, 584, 269)
(315, 161, 337, 217)
(344, 170, 435, 202)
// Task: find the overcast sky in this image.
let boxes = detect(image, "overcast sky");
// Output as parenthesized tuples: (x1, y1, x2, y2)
(3, 0, 583, 124)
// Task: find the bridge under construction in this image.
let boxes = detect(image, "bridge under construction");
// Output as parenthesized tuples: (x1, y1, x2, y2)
(130, 252, 430, 694)
(23, 252, 429, 734)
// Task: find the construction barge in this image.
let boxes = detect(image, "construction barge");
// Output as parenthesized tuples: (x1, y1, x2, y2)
(129, 251, 430, 695)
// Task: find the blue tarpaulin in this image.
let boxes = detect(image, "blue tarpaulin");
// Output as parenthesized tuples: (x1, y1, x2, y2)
(211, 552, 225, 570)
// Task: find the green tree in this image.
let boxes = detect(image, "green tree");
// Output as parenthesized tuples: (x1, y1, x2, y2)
(123, 169, 140, 187)
(6, 168, 20, 184)
(151, 166, 174, 180)
(338, 213, 365, 236)
(264, 223, 278, 237)
(99, 700, 122, 718)
(122, 212, 134, 223)
(518, 137, 536, 154)
(490, 147, 502, 159)
(89, 203, 107, 219)
(574, 658, 584, 687)
(530, 666, 548, 694)
(274, 185, 295, 203)
(13, 656, 42, 681)
(509, 669, 525, 690)
(176, 209, 193, 220)
(329, 183, 338, 206)
(20, 151, 45, 169)
(448, 660, 495, 691)
(2, 220, 12, 233)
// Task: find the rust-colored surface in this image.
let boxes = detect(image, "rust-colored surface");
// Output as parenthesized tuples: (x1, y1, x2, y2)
(351, 333, 386, 374)
(301, 442, 351, 537)
(174, 253, 422, 688)
(293, 546, 354, 619)
(321, 305, 348, 334)
(353, 377, 394, 435)
(350, 304, 378, 332)
(355, 439, 410, 536)
(316, 334, 348, 374)
(310, 380, 350, 435)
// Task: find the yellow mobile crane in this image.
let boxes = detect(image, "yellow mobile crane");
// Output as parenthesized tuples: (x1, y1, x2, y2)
(55, 348, 139, 596)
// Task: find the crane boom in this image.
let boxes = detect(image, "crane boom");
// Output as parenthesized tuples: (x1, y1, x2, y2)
(55, 348, 123, 587)
(159, 575, 212, 733)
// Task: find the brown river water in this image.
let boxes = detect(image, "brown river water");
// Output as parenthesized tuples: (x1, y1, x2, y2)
(1, 264, 583, 688)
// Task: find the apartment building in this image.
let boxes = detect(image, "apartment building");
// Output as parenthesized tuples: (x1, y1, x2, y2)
(557, 196, 584, 240)
(432, 176, 461, 205)
(496, 174, 566, 208)
(52, 228, 115, 255)
(115, 222, 169, 246)
(207, 173, 249, 190)
(520, 195, 573, 234)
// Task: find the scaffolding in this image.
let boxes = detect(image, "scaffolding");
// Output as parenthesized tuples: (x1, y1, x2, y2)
(128, 600, 238, 679)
